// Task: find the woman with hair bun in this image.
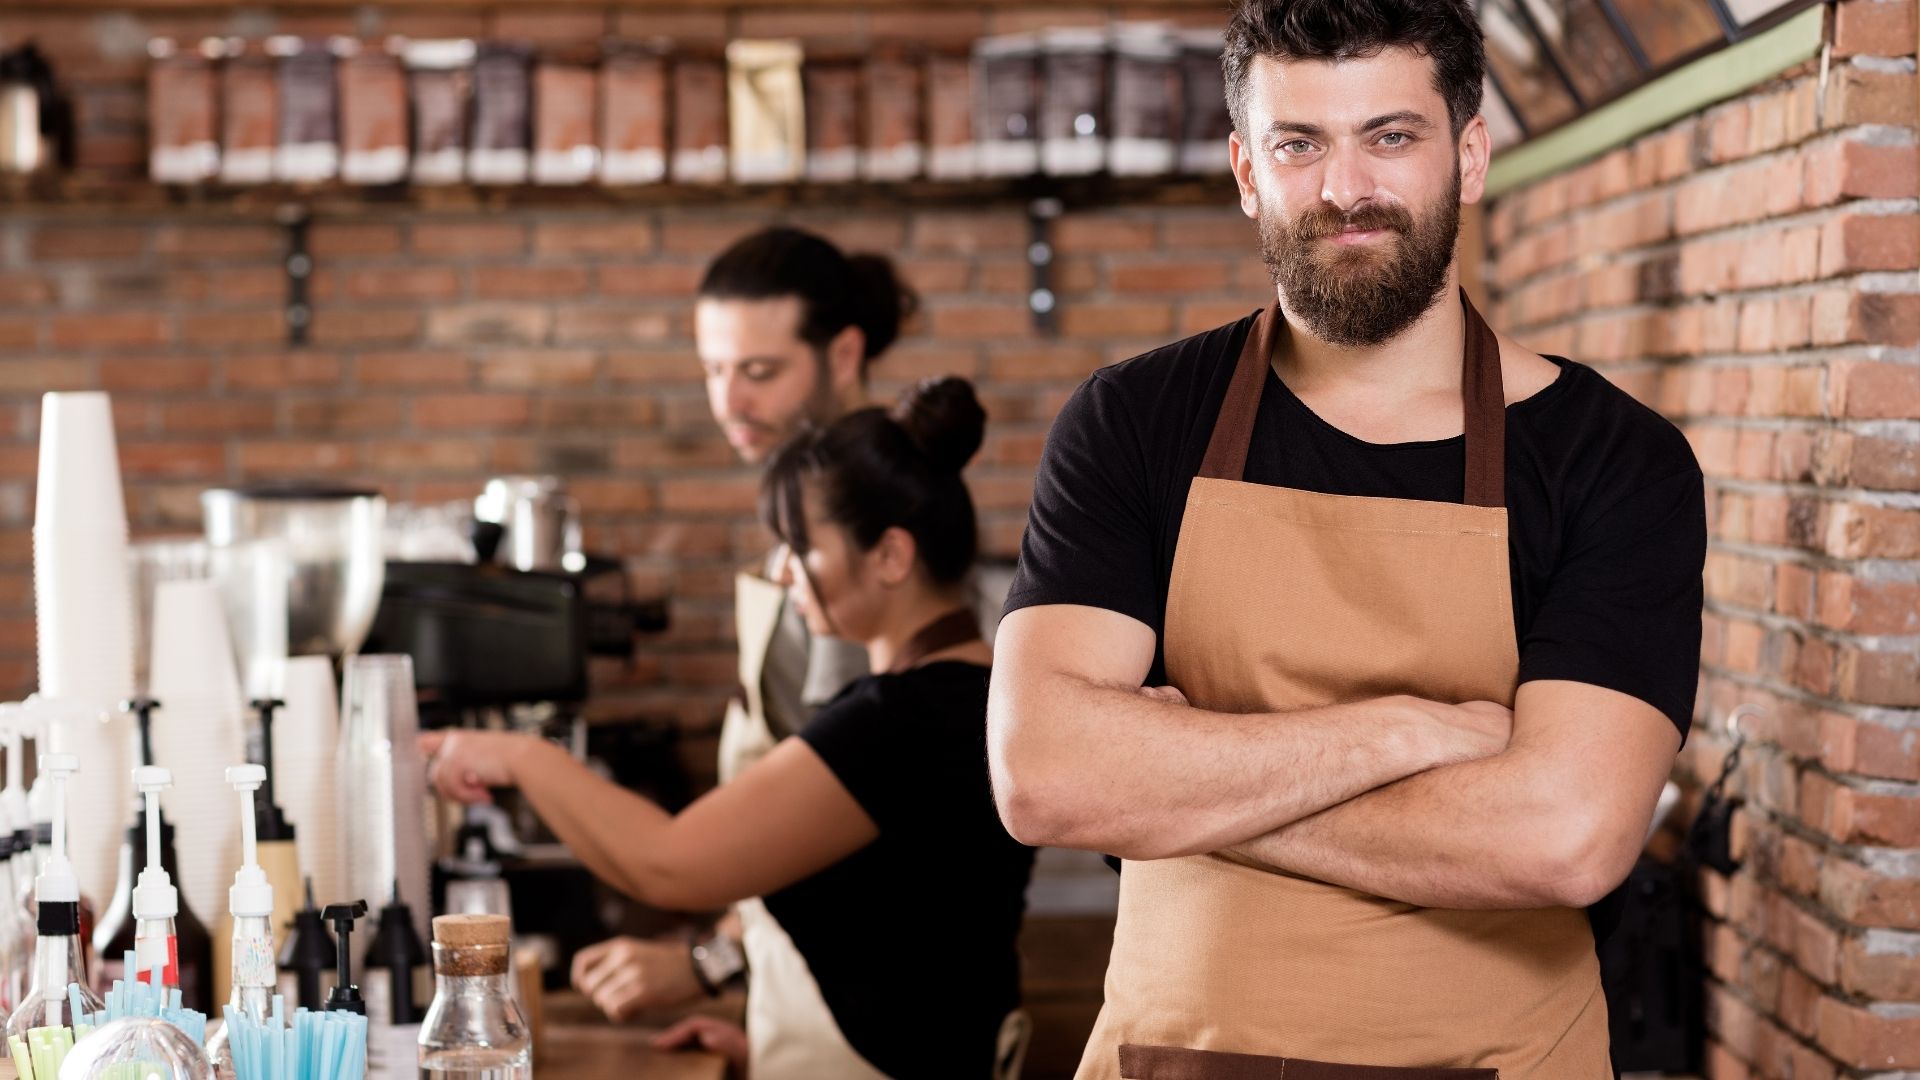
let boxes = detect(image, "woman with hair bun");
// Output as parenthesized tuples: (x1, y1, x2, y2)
(420, 376, 1037, 1080)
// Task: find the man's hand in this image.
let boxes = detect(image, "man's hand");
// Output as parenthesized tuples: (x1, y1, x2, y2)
(571, 935, 704, 1019)
(1404, 697, 1514, 763)
(419, 730, 536, 804)
(653, 1015, 750, 1078)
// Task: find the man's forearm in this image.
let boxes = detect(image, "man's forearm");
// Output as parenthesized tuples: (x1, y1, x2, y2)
(1226, 682, 1678, 910)
(991, 676, 1462, 859)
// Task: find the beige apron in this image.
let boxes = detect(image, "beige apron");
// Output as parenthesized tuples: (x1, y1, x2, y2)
(1079, 291, 1610, 1080)
(722, 576, 1031, 1079)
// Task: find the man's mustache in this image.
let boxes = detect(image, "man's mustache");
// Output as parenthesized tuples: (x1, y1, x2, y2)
(1289, 204, 1415, 242)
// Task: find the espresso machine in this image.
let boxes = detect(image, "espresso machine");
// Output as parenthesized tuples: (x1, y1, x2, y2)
(361, 476, 674, 979)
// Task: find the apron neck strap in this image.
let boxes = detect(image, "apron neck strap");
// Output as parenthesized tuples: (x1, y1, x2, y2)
(1198, 288, 1508, 508)
(884, 608, 982, 675)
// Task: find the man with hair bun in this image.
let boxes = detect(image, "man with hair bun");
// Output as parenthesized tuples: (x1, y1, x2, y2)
(989, 1, 1705, 1076)
(566, 226, 917, 1025)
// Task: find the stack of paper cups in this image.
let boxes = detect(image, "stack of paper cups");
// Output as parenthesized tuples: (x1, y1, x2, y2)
(33, 392, 137, 707)
(339, 654, 434, 949)
(32, 392, 141, 906)
(147, 579, 248, 920)
(276, 655, 343, 909)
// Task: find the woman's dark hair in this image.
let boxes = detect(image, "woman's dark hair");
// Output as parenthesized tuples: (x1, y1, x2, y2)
(759, 377, 985, 586)
(698, 226, 920, 371)
(1222, 0, 1484, 139)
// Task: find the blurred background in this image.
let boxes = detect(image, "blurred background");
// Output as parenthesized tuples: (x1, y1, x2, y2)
(0, 1, 1914, 1077)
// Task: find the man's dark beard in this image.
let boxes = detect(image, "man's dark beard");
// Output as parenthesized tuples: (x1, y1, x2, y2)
(1259, 170, 1462, 348)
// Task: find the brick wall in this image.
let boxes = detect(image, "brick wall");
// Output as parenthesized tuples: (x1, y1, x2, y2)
(1484, 1, 1920, 1074)
(0, 198, 1264, 727)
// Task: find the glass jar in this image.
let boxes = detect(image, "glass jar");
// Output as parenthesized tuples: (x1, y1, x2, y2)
(417, 916, 529, 1080)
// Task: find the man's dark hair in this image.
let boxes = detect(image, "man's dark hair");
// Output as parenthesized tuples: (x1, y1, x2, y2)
(1222, 0, 1485, 140)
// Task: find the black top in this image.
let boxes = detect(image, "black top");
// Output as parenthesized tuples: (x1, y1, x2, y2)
(1007, 311, 1706, 737)
(766, 661, 1036, 1079)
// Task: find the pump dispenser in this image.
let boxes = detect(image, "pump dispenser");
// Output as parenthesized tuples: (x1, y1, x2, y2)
(94, 713, 212, 1010)
(205, 765, 276, 1075)
(4, 753, 103, 1046)
(127, 768, 179, 988)
(212, 700, 300, 1012)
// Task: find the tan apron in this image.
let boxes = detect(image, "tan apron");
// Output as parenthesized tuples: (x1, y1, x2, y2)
(1080, 291, 1610, 1080)
(722, 578, 1032, 1078)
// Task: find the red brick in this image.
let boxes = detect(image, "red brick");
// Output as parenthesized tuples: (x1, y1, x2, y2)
(152, 225, 281, 260)
(658, 220, 759, 257)
(607, 349, 701, 385)
(553, 308, 675, 344)
(1826, 68, 1919, 129)
(1805, 138, 1920, 208)
(535, 398, 662, 432)
(309, 310, 422, 346)
(351, 351, 470, 387)
(0, 274, 54, 306)
(597, 263, 707, 298)
(984, 344, 1104, 382)
(927, 304, 1030, 340)
(1054, 215, 1157, 253)
(426, 306, 551, 346)
(477, 350, 600, 387)
(574, 477, 660, 514)
(1835, 645, 1920, 706)
(119, 442, 225, 478)
(224, 352, 343, 390)
(309, 223, 404, 258)
(1110, 260, 1231, 294)
(1061, 301, 1173, 338)
(475, 266, 591, 299)
(1840, 931, 1920, 999)
(1820, 857, 1920, 929)
(1815, 995, 1920, 1069)
(363, 439, 490, 474)
(1820, 214, 1920, 276)
(1823, 502, 1920, 558)
(412, 394, 531, 430)
(1832, 0, 1917, 56)
(159, 400, 275, 435)
(1829, 360, 1920, 419)
(911, 212, 1029, 256)
(0, 318, 38, 351)
(180, 310, 284, 347)
(340, 267, 460, 301)
(235, 441, 357, 475)
(658, 476, 758, 514)
(611, 434, 734, 470)
(49, 313, 169, 350)
(208, 269, 288, 306)
(410, 222, 527, 258)
(285, 398, 406, 434)
(1818, 571, 1920, 633)
(533, 221, 658, 258)
(31, 226, 146, 260)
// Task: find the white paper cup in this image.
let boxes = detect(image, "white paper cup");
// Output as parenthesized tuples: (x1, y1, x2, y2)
(34, 393, 130, 536)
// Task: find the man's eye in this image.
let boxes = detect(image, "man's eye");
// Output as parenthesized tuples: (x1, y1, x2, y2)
(1380, 132, 1410, 147)
(1279, 140, 1315, 155)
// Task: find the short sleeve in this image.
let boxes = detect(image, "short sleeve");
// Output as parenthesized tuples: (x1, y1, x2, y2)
(1003, 373, 1161, 630)
(1518, 467, 1707, 738)
(797, 682, 909, 830)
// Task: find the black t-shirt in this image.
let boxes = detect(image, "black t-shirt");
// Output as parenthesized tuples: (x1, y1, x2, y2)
(1007, 310, 1706, 736)
(766, 661, 1036, 1080)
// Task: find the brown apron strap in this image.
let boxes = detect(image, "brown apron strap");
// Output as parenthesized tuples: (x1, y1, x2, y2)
(884, 608, 981, 674)
(1195, 289, 1508, 508)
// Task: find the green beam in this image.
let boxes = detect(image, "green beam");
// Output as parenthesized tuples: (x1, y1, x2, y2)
(1485, 4, 1825, 198)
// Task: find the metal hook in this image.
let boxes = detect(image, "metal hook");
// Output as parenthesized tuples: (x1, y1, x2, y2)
(1726, 703, 1766, 745)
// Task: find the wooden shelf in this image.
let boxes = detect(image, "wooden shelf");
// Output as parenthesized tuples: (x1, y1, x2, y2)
(1, 171, 1238, 215)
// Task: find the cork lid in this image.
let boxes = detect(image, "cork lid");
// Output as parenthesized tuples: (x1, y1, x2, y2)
(433, 913, 509, 947)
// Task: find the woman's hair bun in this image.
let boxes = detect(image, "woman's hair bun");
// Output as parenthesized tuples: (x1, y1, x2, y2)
(890, 376, 985, 473)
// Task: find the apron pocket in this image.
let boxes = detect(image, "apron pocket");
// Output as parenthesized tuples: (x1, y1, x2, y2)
(1118, 1045, 1499, 1080)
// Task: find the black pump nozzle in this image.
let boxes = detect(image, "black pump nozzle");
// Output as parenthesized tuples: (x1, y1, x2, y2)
(280, 878, 334, 1011)
(122, 698, 160, 769)
(366, 878, 428, 1024)
(250, 699, 296, 842)
(322, 899, 369, 1015)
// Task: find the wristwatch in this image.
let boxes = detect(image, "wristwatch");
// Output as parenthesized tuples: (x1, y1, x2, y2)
(689, 932, 746, 997)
